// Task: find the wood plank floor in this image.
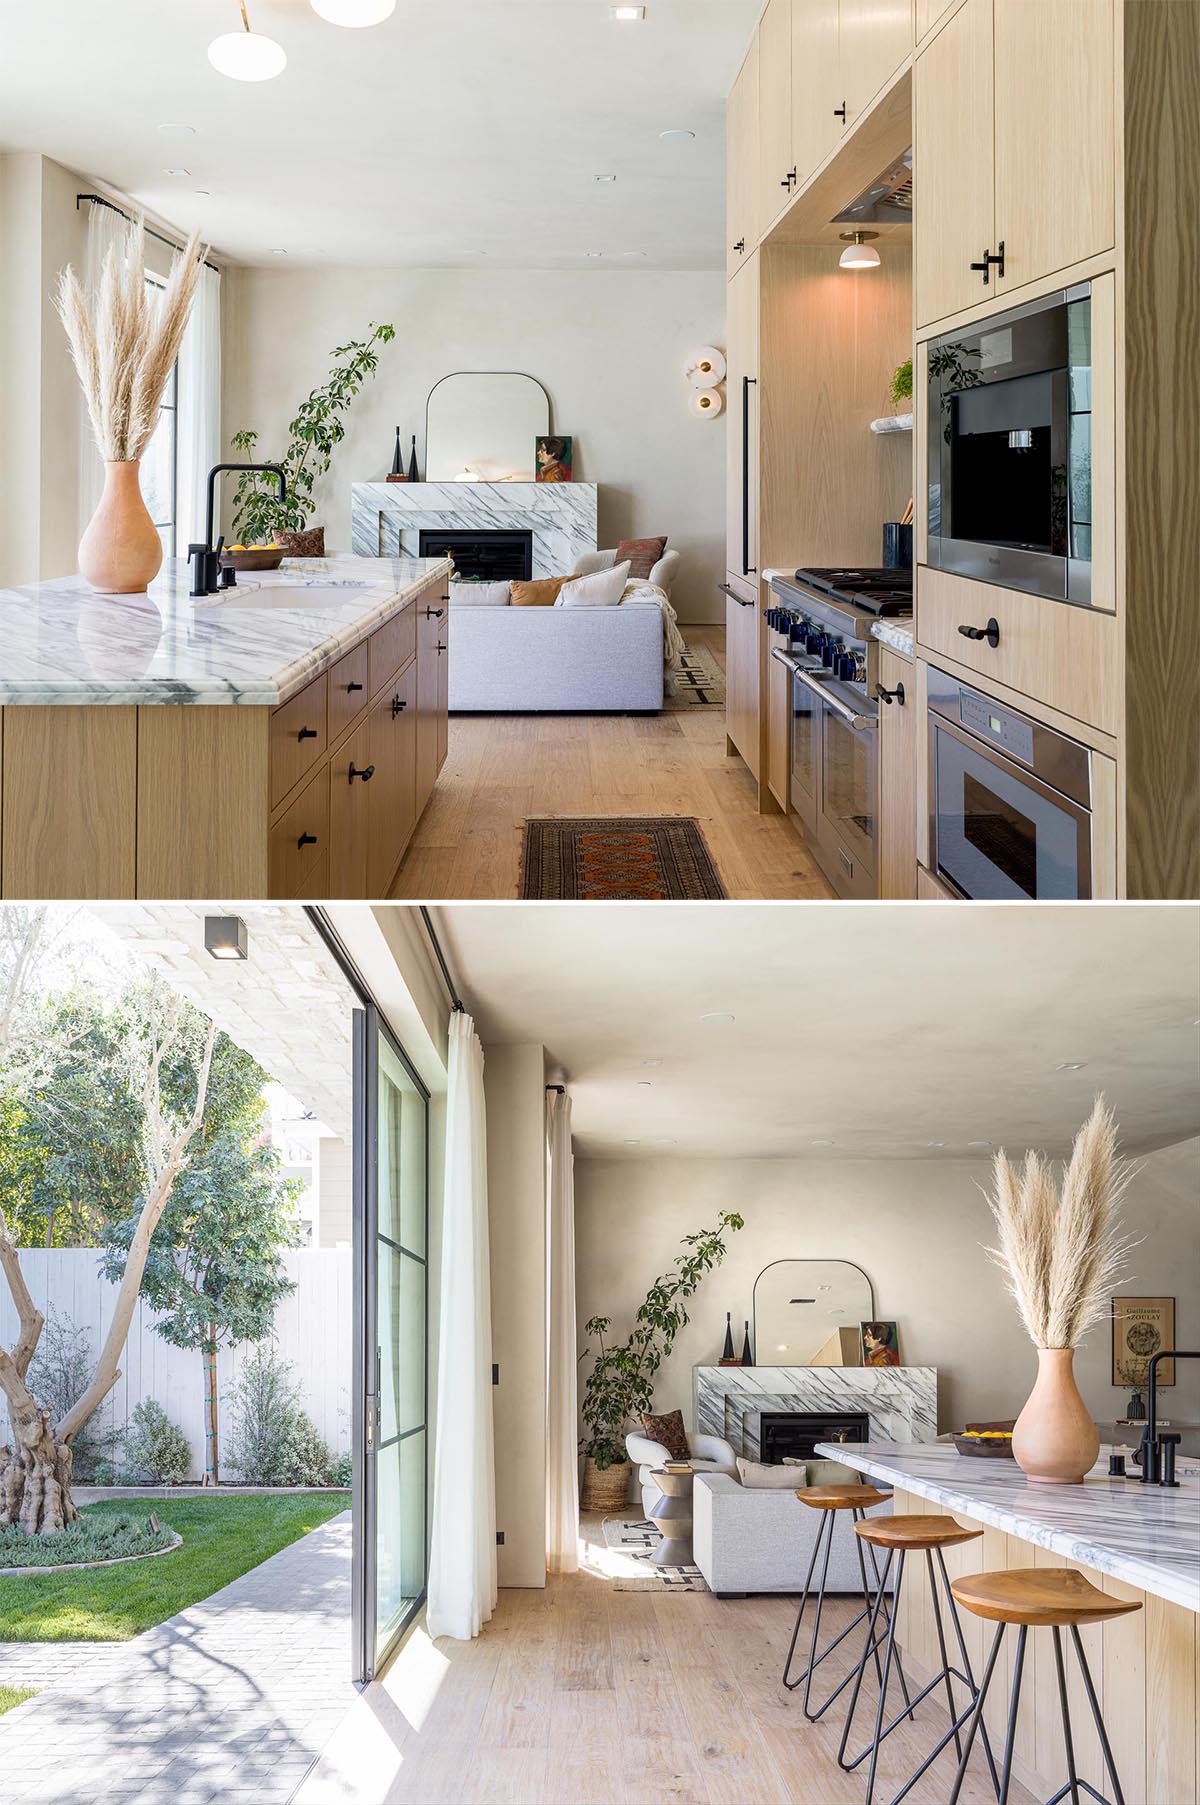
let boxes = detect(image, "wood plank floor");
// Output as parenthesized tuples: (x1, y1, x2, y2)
(317, 1514, 1032, 1805)
(388, 625, 834, 900)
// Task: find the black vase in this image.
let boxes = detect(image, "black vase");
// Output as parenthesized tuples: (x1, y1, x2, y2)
(740, 1320, 753, 1366)
(407, 434, 420, 484)
(720, 1311, 736, 1362)
(389, 427, 403, 477)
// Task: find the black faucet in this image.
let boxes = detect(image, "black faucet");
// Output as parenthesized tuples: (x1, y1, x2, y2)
(188, 462, 287, 597)
(1137, 1349, 1199, 1484)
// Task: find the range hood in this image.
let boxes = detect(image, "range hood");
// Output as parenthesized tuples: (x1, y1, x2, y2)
(832, 148, 913, 227)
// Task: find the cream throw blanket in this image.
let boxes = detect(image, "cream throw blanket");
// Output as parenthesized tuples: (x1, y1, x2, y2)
(618, 579, 687, 693)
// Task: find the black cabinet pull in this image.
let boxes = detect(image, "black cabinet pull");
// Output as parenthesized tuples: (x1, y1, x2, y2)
(780, 174, 791, 189)
(297, 832, 318, 849)
(874, 681, 906, 706)
(297, 726, 318, 741)
(958, 617, 1001, 649)
(346, 680, 363, 693)
(969, 241, 1006, 285)
(741, 375, 757, 576)
(440, 592, 450, 601)
(391, 694, 406, 717)
(424, 605, 445, 619)
(834, 102, 847, 121)
(348, 762, 375, 783)
(436, 641, 447, 654)
(733, 238, 745, 254)
(718, 583, 753, 607)
(786, 167, 796, 187)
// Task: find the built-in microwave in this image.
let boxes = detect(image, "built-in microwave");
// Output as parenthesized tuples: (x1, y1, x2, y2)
(926, 284, 1097, 608)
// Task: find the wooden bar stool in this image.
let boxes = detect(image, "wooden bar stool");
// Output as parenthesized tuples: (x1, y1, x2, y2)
(781, 1483, 914, 1724)
(838, 1514, 1001, 1805)
(946, 1568, 1143, 1805)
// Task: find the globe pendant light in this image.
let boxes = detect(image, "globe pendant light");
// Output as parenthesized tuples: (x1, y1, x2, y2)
(209, 1, 287, 80)
(838, 230, 881, 270)
(310, 0, 397, 23)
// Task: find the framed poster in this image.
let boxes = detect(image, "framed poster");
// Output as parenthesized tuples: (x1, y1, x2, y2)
(1111, 1296, 1175, 1387)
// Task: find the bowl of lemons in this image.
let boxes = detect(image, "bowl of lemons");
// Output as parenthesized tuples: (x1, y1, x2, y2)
(953, 1423, 1016, 1459)
(219, 544, 285, 572)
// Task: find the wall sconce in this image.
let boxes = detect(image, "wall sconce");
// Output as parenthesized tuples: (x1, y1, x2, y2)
(839, 230, 880, 269)
(204, 915, 248, 960)
(690, 389, 724, 418)
(686, 345, 726, 420)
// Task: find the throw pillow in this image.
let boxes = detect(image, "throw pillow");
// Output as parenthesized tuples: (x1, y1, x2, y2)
(511, 576, 568, 607)
(808, 1456, 859, 1487)
(616, 536, 668, 580)
(449, 580, 511, 608)
(640, 1409, 689, 1461)
(556, 559, 631, 609)
(737, 1457, 810, 1490)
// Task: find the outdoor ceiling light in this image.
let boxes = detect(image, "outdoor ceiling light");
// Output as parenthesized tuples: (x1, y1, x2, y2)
(208, 2, 287, 80)
(204, 915, 249, 961)
(838, 230, 881, 269)
(311, 0, 397, 24)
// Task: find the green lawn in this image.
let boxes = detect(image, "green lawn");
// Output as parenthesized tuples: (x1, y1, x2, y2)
(0, 1686, 35, 1716)
(0, 1493, 349, 1644)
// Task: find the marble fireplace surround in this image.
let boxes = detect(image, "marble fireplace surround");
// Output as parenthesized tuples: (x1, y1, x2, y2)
(350, 482, 598, 578)
(695, 1365, 938, 1460)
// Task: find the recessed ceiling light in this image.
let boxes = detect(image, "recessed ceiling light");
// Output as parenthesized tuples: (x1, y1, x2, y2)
(699, 1012, 735, 1025)
(639, 1058, 661, 1067)
(158, 123, 196, 136)
(585, 250, 604, 258)
(610, 4, 646, 18)
(968, 1140, 994, 1149)
(594, 173, 617, 183)
(163, 168, 191, 177)
(652, 1137, 676, 1146)
(636, 1080, 653, 1088)
(810, 1138, 835, 1147)
(271, 248, 288, 255)
(622, 250, 647, 258)
(659, 129, 695, 142)
(624, 1138, 641, 1145)
(194, 190, 212, 198)
(1055, 1061, 1088, 1072)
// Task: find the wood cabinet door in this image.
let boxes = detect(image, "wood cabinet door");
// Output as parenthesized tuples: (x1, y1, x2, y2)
(913, 0, 995, 328)
(327, 716, 372, 899)
(435, 631, 449, 774)
(725, 578, 760, 780)
(268, 766, 330, 899)
(725, 254, 760, 580)
(727, 35, 760, 275)
(876, 648, 917, 898)
(327, 641, 370, 746)
(757, 0, 794, 228)
(366, 662, 417, 896)
(765, 628, 792, 810)
(791, 0, 840, 188)
(993, 0, 1115, 295)
(269, 671, 328, 808)
(839, 0, 912, 125)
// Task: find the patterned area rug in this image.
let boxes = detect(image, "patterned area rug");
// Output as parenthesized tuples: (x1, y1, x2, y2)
(664, 642, 726, 708)
(520, 817, 727, 900)
(602, 1517, 708, 1592)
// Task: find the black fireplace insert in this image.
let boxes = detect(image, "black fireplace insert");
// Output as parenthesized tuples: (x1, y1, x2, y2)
(419, 528, 533, 582)
(759, 1409, 870, 1464)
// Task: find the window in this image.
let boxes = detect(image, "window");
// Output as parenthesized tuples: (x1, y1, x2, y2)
(141, 275, 178, 559)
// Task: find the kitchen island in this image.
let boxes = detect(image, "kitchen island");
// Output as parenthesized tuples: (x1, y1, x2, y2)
(819, 1440, 1200, 1804)
(0, 555, 451, 898)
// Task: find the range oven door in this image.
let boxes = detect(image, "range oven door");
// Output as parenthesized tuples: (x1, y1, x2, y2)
(930, 713, 1092, 900)
(776, 649, 878, 899)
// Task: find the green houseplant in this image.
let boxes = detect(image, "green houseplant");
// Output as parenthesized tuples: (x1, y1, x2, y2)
(230, 321, 395, 553)
(579, 1209, 743, 1510)
(889, 356, 913, 410)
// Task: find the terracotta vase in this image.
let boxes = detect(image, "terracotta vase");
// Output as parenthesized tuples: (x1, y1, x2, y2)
(1012, 1347, 1099, 1484)
(78, 461, 163, 595)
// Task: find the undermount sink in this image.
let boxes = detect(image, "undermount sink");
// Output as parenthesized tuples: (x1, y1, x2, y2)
(201, 583, 370, 612)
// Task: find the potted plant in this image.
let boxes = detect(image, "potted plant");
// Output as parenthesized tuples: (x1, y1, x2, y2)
(230, 321, 395, 556)
(889, 356, 913, 413)
(578, 1209, 743, 1511)
(1115, 1358, 1148, 1422)
(985, 1098, 1134, 1484)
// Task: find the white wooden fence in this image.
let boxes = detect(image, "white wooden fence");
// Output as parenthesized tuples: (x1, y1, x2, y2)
(0, 1249, 352, 1481)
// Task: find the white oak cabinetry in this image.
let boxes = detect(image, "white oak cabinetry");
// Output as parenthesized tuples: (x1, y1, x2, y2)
(912, 0, 995, 326)
(725, 253, 760, 586)
(724, 576, 761, 782)
(764, 619, 793, 812)
(789, 0, 840, 195)
(757, 0, 795, 233)
(727, 35, 760, 276)
(876, 646, 916, 899)
(839, 0, 913, 123)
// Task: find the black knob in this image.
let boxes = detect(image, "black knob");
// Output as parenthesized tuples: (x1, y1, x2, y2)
(806, 627, 827, 656)
(348, 762, 375, 783)
(834, 102, 847, 121)
(297, 726, 319, 741)
(957, 617, 1001, 649)
(822, 639, 839, 669)
(346, 680, 363, 693)
(875, 681, 906, 706)
(297, 832, 318, 849)
(391, 694, 406, 717)
(780, 174, 791, 189)
(436, 642, 447, 654)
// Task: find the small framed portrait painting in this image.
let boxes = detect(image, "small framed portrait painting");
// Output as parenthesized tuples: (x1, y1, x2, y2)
(535, 435, 573, 483)
(860, 1321, 901, 1367)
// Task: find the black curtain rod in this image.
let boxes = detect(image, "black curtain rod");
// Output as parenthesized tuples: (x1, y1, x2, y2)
(546, 1084, 565, 1094)
(418, 907, 464, 1014)
(76, 193, 221, 275)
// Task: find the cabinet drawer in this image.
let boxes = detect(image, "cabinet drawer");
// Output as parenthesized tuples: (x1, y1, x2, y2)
(369, 604, 417, 698)
(327, 642, 370, 745)
(915, 565, 1117, 734)
(416, 583, 449, 646)
(270, 672, 328, 808)
(269, 765, 329, 898)
(327, 717, 372, 900)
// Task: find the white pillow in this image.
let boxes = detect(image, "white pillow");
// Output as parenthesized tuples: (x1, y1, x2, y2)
(555, 560, 631, 609)
(736, 1457, 809, 1490)
(449, 580, 510, 608)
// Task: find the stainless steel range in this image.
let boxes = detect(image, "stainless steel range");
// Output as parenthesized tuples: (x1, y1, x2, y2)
(767, 567, 912, 900)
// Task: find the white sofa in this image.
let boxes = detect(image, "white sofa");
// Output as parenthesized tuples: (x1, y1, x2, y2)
(693, 1470, 895, 1598)
(573, 547, 681, 602)
(626, 1430, 738, 1519)
(447, 599, 665, 712)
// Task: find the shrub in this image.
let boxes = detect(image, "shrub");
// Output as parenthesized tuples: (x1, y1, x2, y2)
(123, 1400, 191, 1485)
(0, 1510, 176, 1570)
(225, 1344, 333, 1487)
(329, 1451, 353, 1488)
(27, 1312, 122, 1482)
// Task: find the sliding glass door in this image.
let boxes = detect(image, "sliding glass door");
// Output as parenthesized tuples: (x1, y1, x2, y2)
(352, 1005, 429, 1683)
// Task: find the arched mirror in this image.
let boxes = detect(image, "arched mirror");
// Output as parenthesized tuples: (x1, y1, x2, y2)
(752, 1260, 876, 1366)
(425, 372, 551, 483)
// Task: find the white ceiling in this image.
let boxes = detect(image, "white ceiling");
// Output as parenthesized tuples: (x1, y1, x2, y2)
(435, 903, 1200, 1162)
(0, 0, 758, 268)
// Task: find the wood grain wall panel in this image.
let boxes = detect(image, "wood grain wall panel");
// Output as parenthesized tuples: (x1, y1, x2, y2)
(1147, 1592, 1198, 1805)
(2, 707, 136, 898)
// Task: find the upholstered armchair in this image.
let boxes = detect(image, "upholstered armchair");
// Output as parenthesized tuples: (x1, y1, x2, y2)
(625, 1429, 738, 1519)
(573, 547, 680, 601)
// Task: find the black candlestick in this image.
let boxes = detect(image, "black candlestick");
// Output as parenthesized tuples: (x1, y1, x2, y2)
(407, 434, 420, 484)
(389, 427, 403, 477)
(720, 1312, 736, 1363)
(740, 1319, 753, 1366)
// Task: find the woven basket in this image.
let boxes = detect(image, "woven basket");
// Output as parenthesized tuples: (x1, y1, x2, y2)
(581, 1457, 632, 1513)
(274, 526, 325, 558)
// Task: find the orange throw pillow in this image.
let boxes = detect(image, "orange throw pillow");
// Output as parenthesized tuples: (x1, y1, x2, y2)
(510, 576, 568, 606)
(616, 536, 668, 581)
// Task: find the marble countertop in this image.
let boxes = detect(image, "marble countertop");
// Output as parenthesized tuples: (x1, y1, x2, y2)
(0, 556, 450, 706)
(870, 619, 914, 658)
(818, 1440, 1200, 1613)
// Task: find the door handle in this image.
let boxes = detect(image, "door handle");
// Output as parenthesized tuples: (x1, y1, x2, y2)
(719, 583, 753, 606)
(348, 762, 375, 783)
(779, 653, 878, 731)
(297, 726, 318, 741)
(969, 242, 1006, 285)
(297, 831, 318, 849)
(874, 682, 906, 706)
(391, 694, 407, 716)
(424, 605, 445, 618)
(741, 375, 757, 577)
(958, 618, 1001, 649)
(346, 681, 364, 693)
(834, 102, 847, 121)
(733, 238, 745, 254)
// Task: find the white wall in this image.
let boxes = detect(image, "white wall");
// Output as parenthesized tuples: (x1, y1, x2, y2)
(4, 1249, 352, 1481)
(221, 265, 728, 621)
(574, 1138, 1200, 1440)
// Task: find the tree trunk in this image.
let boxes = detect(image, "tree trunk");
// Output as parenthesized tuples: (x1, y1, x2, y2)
(0, 1396, 76, 1535)
(203, 1329, 219, 1486)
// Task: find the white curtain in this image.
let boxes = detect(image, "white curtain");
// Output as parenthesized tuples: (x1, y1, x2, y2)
(176, 262, 221, 551)
(545, 1088, 579, 1574)
(78, 203, 129, 535)
(426, 1010, 497, 1641)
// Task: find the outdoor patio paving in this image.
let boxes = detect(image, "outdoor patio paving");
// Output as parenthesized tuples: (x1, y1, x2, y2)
(0, 1510, 357, 1804)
